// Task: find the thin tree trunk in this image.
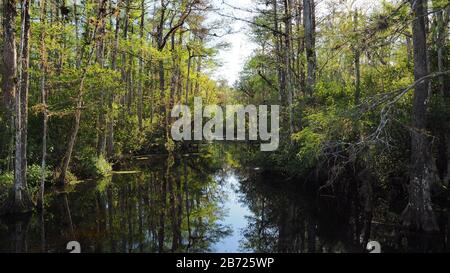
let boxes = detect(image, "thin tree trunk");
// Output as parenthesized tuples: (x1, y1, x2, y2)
(185, 51, 192, 104)
(106, 0, 122, 158)
(126, 36, 134, 115)
(296, 0, 305, 95)
(96, 1, 107, 156)
(169, 33, 177, 108)
(176, 31, 183, 103)
(283, 0, 294, 135)
(19, 0, 30, 187)
(303, 0, 316, 96)
(193, 52, 202, 97)
(423, 0, 432, 98)
(39, 0, 48, 209)
(13, 0, 23, 207)
(273, 0, 285, 104)
(120, 0, 130, 121)
(74, 0, 81, 68)
(194, 56, 200, 95)
(157, 0, 167, 104)
(137, 0, 145, 130)
(353, 9, 361, 105)
(295, 0, 305, 130)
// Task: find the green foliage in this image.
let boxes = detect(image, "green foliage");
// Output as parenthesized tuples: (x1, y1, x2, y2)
(115, 116, 147, 154)
(0, 164, 52, 203)
(232, 0, 450, 201)
(95, 156, 113, 177)
(96, 175, 113, 193)
(0, 0, 229, 187)
(64, 170, 79, 184)
(292, 128, 325, 170)
(78, 155, 112, 179)
(0, 172, 13, 203)
(26, 164, 51, 189)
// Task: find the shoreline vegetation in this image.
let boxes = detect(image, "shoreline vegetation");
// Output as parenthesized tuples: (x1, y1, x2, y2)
(0, 0, 449, 249)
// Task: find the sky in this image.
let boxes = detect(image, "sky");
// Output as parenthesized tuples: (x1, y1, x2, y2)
(206, 0, 381, 86)
(207, 0, 258, 86)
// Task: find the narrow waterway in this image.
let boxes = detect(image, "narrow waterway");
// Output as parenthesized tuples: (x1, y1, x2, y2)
(0, 145, 448, 253)
(213, 172, 251, 252)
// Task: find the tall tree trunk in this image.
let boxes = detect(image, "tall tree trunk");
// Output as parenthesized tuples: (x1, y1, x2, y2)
(296, 0, 305, 95)
(1, 0, 32, 214)
(74, 0, 81, 68)
(106, 0, 122, 158)
(137, 0, 145, 130)
(283, 0, 294, 135)
(38, 0, 48, 209)
(19, 0, 30, 187)
(96, 1, 107, 156)
(169, 33, 177, 109)
(303, 0, 316, 96)
(423, 0, 432, 98)
(9, 0, 22, 205)
(1, 0, 17, 173)
(401, 0, 438, 232)
(273, 0, 285, 104)
(176, 30, 183, 103)
(353, 9, 361, 105)
(120, 0, 130, 122)
(1, 0, 16, 117)
(126, 32, 134, 115)
(157, 0, 167, 105)
(294, 0, 305, 130)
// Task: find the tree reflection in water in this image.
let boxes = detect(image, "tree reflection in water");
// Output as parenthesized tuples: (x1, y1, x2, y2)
(237, 168, 449, 253)
(0, 145, 449, 252)
(0, 151, 232, 253)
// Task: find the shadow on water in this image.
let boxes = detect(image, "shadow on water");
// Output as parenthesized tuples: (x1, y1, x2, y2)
(237, 169, 449, 253)
(0, 144, 449, 252)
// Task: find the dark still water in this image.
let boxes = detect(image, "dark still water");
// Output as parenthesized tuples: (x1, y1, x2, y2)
(0, 145, 449, 253)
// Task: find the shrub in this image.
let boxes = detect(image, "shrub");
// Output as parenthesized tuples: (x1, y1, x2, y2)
(25, 164, 52, 198)
(1, 165, 54, 204)
(26, 164, 52, 189)
(79, 155, 112, 178)
(95, 155, 112, 177)
(0, 171, 13, 203)
(292, 127, 325, 171)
